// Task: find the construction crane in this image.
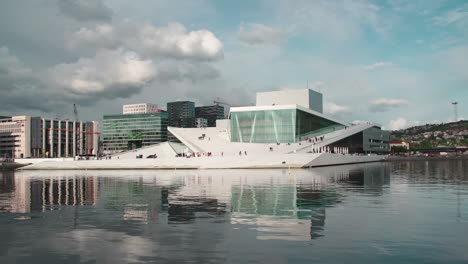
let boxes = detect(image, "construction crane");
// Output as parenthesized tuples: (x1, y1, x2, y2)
(213, 97, 240, 107)
(73, 104, 79, 121)
(72, 103, 97, 154)
(452, 102, 458, 122)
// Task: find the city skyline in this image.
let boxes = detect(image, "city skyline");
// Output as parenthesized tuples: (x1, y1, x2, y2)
(0, 0, 466, 130)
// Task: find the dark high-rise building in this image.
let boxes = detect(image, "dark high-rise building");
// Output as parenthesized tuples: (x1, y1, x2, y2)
(195, 105, 225, 127)
(167, 101, 195, 128)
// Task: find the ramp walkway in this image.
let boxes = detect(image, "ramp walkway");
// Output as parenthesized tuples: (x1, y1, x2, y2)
(168, 123, 377, 157)
(292, 123, 376, 153)
(111, 142, 178, 159)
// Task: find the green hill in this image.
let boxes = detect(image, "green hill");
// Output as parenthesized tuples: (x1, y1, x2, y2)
(390, 120, 468, 149)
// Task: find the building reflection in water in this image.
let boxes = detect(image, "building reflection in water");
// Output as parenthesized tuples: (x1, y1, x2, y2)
(0, 171, 98, 213)
(0, 162, 390, 242)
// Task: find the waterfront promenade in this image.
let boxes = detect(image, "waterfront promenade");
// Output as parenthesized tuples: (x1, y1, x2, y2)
(20, 153, 384, 170)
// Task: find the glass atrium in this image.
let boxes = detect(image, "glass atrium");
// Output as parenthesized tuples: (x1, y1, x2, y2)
(230, 108, 344, 143)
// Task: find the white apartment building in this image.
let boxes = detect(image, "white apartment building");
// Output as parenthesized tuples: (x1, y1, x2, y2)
(123, 103, 159, 115)
(0, 116, 41, 158)
(0, 116, 99, 158)
(196, 118, 208, 128)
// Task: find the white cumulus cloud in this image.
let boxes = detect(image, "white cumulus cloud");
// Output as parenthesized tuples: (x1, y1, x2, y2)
(69, 21, 224, 61)
(365, 62, 395, 70)
(238, 23, 286, 45)
(386, 117, 408, 131)
(324, 102, 352, 115)
(369, 98, 409, 113)
(49, 49, 156, 99)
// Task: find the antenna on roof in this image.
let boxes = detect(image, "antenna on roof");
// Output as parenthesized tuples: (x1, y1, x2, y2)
(452, 102, 458, 122)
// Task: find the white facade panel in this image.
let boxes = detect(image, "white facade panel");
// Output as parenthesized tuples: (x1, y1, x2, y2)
(0, 116, 99, 158)
(123, 103, 158, 114)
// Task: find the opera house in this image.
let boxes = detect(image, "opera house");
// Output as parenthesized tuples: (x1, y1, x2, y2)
(23, 89, 389, 170)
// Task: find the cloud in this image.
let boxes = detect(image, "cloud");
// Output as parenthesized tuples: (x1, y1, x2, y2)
(324, 102, 352, 115)
(433, 44, 468, 82)
(154, 61, 220, 83)
(386, 117, 408, 130)
(48, 49, 156, 100)
(433, 4, 468, 26)
(365, 62, 395, 70)
(69, 21, 224, 61)
(309, 81, 325, 90)
(58, 0, 113, 21)
(368, 98, 409, 113)
(274, 0, 385, 41)
(238, 23, 286, 45)
(0, 47, 34, 95)
(0, 45, 222, 114)
(0, 46, 32, 80)
(0, 47, 70, 112)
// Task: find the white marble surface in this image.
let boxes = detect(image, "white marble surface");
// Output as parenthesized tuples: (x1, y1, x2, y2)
(21, 153, 385, 170)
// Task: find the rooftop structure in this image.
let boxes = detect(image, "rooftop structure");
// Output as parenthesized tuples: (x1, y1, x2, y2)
(256, 89, 323, 113)
(123, 103, 159, 115)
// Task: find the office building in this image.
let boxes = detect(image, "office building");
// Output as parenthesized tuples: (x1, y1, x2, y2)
(167, 101, 195, 128)
(102, 112, 168, 154)
(0, 116, 99, 158)
(41, 119, 99, 158)
(123, 103, 159, 115)
(195, 105, 225, 127)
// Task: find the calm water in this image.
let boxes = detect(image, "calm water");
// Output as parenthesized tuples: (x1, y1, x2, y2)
(0, 161, 467, 264)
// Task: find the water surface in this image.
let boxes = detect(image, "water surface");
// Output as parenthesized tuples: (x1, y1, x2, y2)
(1, 161, 467, 263)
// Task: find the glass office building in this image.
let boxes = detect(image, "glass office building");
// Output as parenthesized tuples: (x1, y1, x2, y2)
(195, 105, 225, 127)
(230, 107, 345, 143)
(167, 101, 195, 128)
(102, 112, 168, 154)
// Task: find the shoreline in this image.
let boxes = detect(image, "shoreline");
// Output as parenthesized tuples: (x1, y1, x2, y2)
(386, 155, 468, 161)
(17, 153, 385, 170)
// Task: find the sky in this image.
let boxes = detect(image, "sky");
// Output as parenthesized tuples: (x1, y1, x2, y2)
(0, 0, 466, 130)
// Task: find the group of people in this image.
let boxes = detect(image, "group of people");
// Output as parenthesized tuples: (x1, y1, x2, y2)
(302, 136, 325, 144)
(174, 151, 252, 157)
(311, 146, 349, 154)
(178, 152, 215, 158)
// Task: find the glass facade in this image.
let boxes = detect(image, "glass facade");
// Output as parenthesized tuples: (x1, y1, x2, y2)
(167, 101, 195, 128)
(363, 127, 390, 153)
(195, 105, 225, 127)
(328, 127, 390, 154)
(230, 109, 344, 143)
(103, 113, 168, 153)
